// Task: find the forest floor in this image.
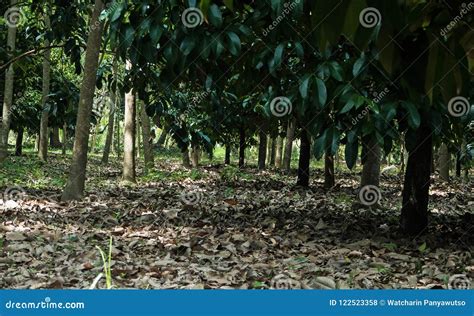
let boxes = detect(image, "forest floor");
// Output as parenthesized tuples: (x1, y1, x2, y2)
(0, 150, 473, 289)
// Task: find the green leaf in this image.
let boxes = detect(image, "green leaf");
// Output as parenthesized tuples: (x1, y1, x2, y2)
(226, 32, 241, 56)
(180, 36, 196, 55)
(340, 99, 355, 114)
(329, 61, 344, 81)
(315, 78, 327, 107)
(345, 140, 358, 170)
(208, 4, 223, 27)
(299, 75, 311, 99)
(273, 43, 285, 69)
(353, 55, 366, 77)
(313, 129, 328, 160)
(295, 42, 304, 59)
(223, 0, 233, 10)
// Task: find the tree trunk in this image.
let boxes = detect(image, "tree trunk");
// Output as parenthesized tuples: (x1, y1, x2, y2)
(361, 137, 381, 187)
(456, 149, 462, 177)
(122, 62, 136, 183)
(282, 118, 296, 173)
(35, 134, 40, 152)
(0, 0, 18, 161)
(324, 151, 335, 189)
(61, 0, 104, 201)
(182, 147, 191, 168)
(400, 122, 432, 235)
(156, 125, 169, 148)
(191, 145, 200, 168)
(275, 136, 284, 168)
(258, 129, 267, 170)
(50, 127, 61, 148)
(62, 122, 67, 155)
(296, 129, 311, 187)
(101, 59, 117, 164)
(15, 127, 23, 156)
(224, 144, 231, 165)
(438, 143, 449, 181)
(140, 101, 154, 169)
(269, 137, 276, 166)
(38, 7, 51, 162)
(115, 111, 120, 157)
(239, 126, 245, 168)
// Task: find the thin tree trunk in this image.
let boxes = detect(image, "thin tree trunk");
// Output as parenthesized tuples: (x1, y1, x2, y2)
(15, 127, 23, 156)
(191, 145, 200, 168)
(35, 134, 40, 152)
(61, 0, 105, 201)
(456, 149, 462, 177)
(140, 101, 154, 169)
(38, 6, 51, 161)
(296, 129, 311, 187)
(101, 59, 117, 164)
(258, 129, 267, 170)
(438, 143, 449, 181)
(122, 62, 136, 183)
(115, 112, 120, 157)
(269, 137, 276, 166)
(50, 127, 61, 148)
(282, 118, 296, 173)
(239, 126, 245, 168)
(275, 136, 284, 168)
(0, 0, 18, 161)
(156, 125, 169, 148)
(62, 122, 67, 155)
(400, 122, 432, 235)
(324, 151, 335, 189)
(182, 147, 191, 168)
(361, 137, 381, 187)
(224, 144, 231, 165)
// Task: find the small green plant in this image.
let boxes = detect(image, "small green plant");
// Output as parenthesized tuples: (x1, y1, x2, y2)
(220, 165, 240, 182)
(189, 169, 203, 180)
(96, 236, 113, 289)
(383, 242, 397, 251)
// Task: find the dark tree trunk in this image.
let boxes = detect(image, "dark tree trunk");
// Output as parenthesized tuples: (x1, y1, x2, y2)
(456, 150, 462, 177)
(225, 144, 231, 165)
(296, 129, 311, 187)
(62, 122, 67, 155)
(282, 118, 296, 173)
(361, 137, 381, 187)
(258, 129, 267, 170)
(15, 127, 23, 156)
(239, 127, 245, 168)
(400, 122, 432, 235)
(324, 151, 335, 189)
(50, 127, 62, 148)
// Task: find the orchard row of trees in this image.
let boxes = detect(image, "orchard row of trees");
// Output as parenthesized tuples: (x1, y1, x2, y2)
(0, 0, 472, 235)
